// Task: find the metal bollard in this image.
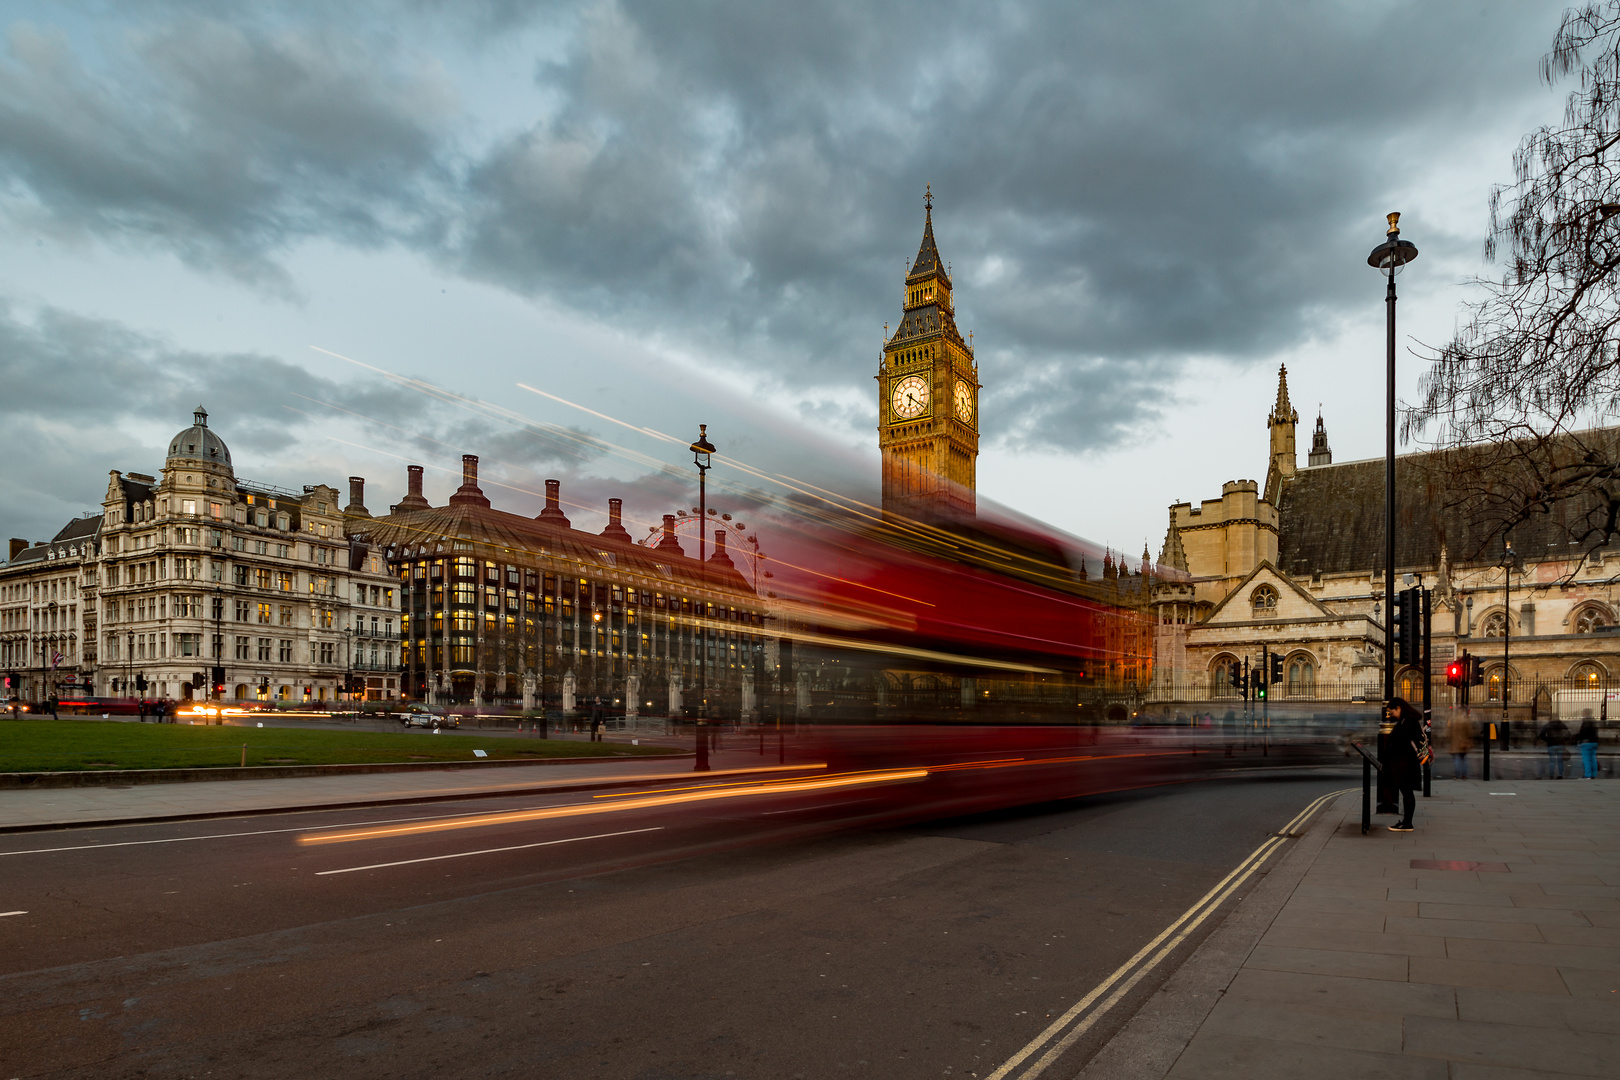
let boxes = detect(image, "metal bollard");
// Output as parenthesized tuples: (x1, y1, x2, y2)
(1483, 722, 1493, 782)
(1362, 754, 1372, 835)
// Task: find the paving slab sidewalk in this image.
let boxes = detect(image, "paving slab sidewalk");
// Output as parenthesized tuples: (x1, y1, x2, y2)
(1087, 779, 1619, 1079)
(0, 748, 801, 832)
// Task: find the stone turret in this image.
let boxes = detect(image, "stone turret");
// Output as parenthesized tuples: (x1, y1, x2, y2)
(1264, 364, 1299, 503)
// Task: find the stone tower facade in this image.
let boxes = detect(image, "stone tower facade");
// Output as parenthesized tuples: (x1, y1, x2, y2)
(1263, 364, 1299, 505)
(878, 188, 980, 522)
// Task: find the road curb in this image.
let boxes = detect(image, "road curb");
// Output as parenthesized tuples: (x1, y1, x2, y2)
(0, 750, 689, 790)
(0, 759, 822, 835)
(1074, 789, 1350, 1080)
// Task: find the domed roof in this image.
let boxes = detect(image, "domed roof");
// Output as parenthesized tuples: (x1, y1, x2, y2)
(167, 406, 232, 467)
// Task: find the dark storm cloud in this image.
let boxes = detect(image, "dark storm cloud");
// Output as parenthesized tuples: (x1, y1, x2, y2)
(0, 17, 455, 292)
(453, 0, 1563, 451)
(0, 2, 1568, 459)
(0, 303, 485, 541)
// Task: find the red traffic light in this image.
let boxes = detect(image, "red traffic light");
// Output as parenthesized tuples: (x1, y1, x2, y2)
(1446, 661, 1464, 687)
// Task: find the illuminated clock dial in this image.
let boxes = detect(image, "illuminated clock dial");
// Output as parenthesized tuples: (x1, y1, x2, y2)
(954, 381, 974, 423)
(891, 374, 929, 419)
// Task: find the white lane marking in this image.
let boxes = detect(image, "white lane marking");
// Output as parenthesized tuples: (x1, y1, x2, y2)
(987, 787, 1350, 1080)
(761, 800, 875, 816)
(0, 910, 26, 917)
(315, 826, 665, 876)
(0, 804, 584, 857)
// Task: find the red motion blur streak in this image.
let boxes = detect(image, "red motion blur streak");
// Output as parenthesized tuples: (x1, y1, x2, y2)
(776, 723, 1356, 833)
(297, 725, 1349, 853)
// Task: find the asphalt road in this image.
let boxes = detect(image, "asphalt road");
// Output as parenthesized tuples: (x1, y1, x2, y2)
(0, 766, 1353, 1079)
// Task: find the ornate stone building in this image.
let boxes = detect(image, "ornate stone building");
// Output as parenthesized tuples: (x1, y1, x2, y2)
(878, 188, 980, 521)
(1, 407, 399, 704)
(352, 457, 767, 715)
(1152, 367, 1620, 718)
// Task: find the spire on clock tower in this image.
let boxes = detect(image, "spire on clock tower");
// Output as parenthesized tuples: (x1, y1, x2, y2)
(878, 188, 980, 523)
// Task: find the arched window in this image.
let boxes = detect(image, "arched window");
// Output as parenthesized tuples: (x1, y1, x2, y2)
(1486, 665, 1507, 701)
(1570, 661, 1606, 687)
(1286, 658, 1315, 697)
(1212, 655, 1240, 697)
(1575, 607, 1610, 634)
(1397, 668, 1423, 702)
(1481, 612, 1507, 637)
(1251, 585, 1278, 615)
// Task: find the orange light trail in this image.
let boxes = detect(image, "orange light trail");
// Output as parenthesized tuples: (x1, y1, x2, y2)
(297, 768, 928, 847)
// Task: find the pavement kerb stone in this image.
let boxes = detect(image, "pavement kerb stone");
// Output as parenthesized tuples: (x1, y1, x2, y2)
(0, 750, 691, 791)
(1075, 788, 1352, 1080)
(0, 756, 828, 836)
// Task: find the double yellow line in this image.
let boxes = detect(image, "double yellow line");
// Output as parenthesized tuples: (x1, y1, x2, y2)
(985, 787, 1350, 1080)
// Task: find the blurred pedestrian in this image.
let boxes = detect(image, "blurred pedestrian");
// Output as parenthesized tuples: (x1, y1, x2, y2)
(1385, 697, 1426, 832)
(1447, 709, 1473, 780)
(1537, 716, 1571, 779)
(1575, 712, 1600, 780)
(590, 696, 604, 742)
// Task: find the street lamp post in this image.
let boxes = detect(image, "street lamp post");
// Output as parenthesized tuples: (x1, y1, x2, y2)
(1501, 540, 1523, 745)
(690, 424, 716, 772)
(343, 623, 354, 717)
(1367, 212, 1419, 706)
(1368, 214, 1417, 816)
(212, 585, 223, 704)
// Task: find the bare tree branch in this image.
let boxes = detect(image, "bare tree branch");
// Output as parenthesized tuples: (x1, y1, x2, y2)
(1409, 3, 1620, 563)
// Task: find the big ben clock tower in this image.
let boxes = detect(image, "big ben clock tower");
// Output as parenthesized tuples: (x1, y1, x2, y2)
(878, 187, 980, 522)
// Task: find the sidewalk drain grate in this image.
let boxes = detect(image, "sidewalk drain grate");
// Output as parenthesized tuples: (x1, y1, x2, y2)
(1410, 859, 1509, 872)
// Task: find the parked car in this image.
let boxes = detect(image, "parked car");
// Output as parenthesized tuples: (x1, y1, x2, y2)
(399, 703, 458, 729)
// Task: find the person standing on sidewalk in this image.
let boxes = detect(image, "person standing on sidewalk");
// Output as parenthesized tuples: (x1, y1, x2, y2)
(1447, 709, 1473, 780)
(1386, 698, 1425, 832)
(1537, 716, 1571, 779)
(1575, 713, 1600, 780)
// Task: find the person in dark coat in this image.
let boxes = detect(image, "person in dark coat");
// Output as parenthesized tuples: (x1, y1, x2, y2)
(1574, 714, 1600, 780)
(590, 696, 604, 742)
(1384, 697, 1426, 832)
(1537, 717, 1571, 779)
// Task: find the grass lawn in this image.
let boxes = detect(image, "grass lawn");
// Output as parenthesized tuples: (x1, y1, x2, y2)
(0, 719, 679, 772)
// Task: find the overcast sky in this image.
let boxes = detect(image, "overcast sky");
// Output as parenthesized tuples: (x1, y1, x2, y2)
(0, 0, 1578, 559)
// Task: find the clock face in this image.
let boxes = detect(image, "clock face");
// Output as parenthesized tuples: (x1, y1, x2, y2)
(891, 374, 929, 419)
(954, 381, 974, 423)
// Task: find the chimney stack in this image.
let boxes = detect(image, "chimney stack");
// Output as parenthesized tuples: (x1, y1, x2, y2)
(448, 454, 491, 508)
(537, 478, 571, 528)
(708, 528, 735, 568)
(8, 538, 25, 562)
(599, 497, 632, 544)
(655, 513, 684, 555)
(393, 464, 431, 512)
(344, 476, 371, 519)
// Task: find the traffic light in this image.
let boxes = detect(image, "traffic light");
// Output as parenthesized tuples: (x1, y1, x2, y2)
(134, 674, 147, 692)
(1234, 664, 1249, 701)
(192, 671, 206, 692)
(1469, 652, 1484, 686)
(1269, 650, 1283, 686)
(1446, 659, 1464, 688)
(1391, 585, 1423, 664)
